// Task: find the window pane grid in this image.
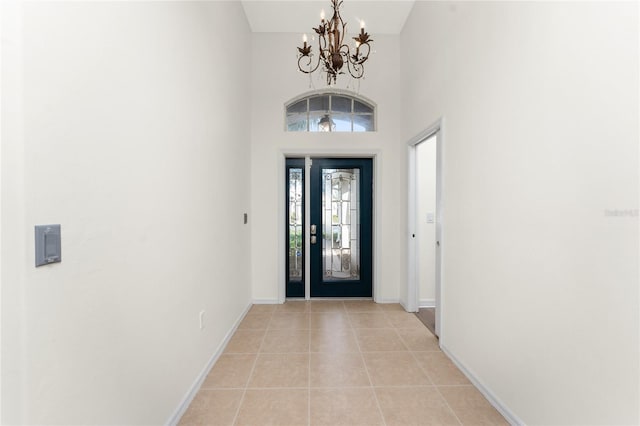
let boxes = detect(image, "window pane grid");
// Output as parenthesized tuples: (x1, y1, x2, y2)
(286, 93, 374, 132)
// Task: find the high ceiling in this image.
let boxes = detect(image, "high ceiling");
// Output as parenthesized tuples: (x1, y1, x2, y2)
(241, 1, 415, 35)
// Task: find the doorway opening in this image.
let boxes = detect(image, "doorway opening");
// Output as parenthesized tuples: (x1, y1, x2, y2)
(415, 135, 438, 335)
(408, 120, 443, 337)
(285, 157, 373, 298)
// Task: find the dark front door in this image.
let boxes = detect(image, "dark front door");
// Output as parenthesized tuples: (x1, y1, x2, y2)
(309, 158, 373, 297)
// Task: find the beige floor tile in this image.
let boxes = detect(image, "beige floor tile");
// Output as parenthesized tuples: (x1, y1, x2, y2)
(396, 328, 440, 351)
(238, 313, 272, 330)
(179, 389, 243, 426)
(363, 352, 431, 386)
(268, 312, 309, 329)
(450, 407, 508, 425)
(414, 352, 470, 385)
(439, 386, 508, 425)
(375, 386, 459, 425)
(354, 328, 407, 352)
(185, 309, 508, 426)
(225, 329, 266, 354)
(247, 353, 309, 388)
(275, 301, 309, 312)
(260, 329, 309, 353)
(378, 303, 406, 312)
(310, 388, 384, 425)
(201, 354, 256, 389)
(310, 328, 360, 353)
(438, 385, 492, 408)
(235, 389, 309, 426)
(310, 312, 351, 329)
(310, 352, 371, 387)
(385, 311, 426, 329)
(343, 300, 382, 312)
(349, 312, 393, 328)
(309, 300, 346, 312)
(249, 304, 277, 314)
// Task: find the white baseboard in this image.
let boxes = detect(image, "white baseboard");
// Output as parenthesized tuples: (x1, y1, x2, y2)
(419, 298, 435, 308)
(252, 298, 280, 304)
(166, 302, 253, 426)
(440, 344, 524, 426)
(374, 298, 399, 304)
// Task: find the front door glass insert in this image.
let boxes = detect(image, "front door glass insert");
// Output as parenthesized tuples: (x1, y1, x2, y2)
(289, 168, 304, 281)
(322, 168, 360, 280)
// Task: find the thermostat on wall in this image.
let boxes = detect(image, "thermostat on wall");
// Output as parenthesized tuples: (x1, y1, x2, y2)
(35, 224, 61, 267)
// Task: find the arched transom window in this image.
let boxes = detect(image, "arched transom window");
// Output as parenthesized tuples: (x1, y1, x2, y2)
(285, 92, 375, 132)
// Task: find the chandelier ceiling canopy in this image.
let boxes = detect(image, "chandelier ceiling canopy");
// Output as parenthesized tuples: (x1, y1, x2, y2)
(296, 0, 373, 85)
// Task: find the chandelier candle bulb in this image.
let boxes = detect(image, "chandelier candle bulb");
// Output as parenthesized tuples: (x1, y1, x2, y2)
(360, 20, 365, 29)
(320, 9, 325, 21)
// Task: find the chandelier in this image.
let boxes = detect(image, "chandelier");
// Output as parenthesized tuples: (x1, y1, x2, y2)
(297, 0, 373, 85)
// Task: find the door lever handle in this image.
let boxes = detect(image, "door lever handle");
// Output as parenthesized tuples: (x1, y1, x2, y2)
(310, 224, 317, 235)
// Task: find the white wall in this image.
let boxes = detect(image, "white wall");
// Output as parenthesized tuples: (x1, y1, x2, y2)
(401, 1, 639, 424)
(416, 136, 436, 306)
(250, 33, 404, 303)
(1, 2, 252, 424)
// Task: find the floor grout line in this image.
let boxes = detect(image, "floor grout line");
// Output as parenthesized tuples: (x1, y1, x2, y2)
(408, 345, 464, 425)
(229, 311, 272, 426)
(348, 307, 388, 426)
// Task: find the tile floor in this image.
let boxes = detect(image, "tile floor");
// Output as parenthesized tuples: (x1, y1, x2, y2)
(179, 301, 508, 426)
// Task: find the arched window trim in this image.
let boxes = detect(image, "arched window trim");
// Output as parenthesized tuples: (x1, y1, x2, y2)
(284, 89, 377, 132)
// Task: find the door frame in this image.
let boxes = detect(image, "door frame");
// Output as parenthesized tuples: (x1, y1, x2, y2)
(278, 150, 380, 302)
(407, 118, 444, 337)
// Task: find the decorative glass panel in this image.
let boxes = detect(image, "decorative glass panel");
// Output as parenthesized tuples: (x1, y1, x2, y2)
(353, 100, 373, 113)
(353, 114, 373, 132)
(287, 114, 308, 131)
(331, 96, 352, 113)
(289, 99, 308, 114)
(309, 95, 330, 112)
(332, 113, 352, 132)
(289, 168, 303, 280)
(322, 168, 360, 280)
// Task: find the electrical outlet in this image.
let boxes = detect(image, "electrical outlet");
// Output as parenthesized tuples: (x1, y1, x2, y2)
(199, 310, 205, 330)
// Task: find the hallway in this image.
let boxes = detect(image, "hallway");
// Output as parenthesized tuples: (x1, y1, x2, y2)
(180, 301, 507, 425)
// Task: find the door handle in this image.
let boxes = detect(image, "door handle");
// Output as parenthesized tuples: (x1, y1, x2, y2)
(310, 224, 317, 235)
(311, 236, 317, 244)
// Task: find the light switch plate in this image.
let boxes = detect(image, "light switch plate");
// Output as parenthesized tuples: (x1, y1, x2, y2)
(35, 224, 61, 267)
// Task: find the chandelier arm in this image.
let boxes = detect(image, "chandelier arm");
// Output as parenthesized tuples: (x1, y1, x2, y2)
(353, 42, 371, 64)
(345, 56, 365, 79)
(298, 54, 322, 74)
